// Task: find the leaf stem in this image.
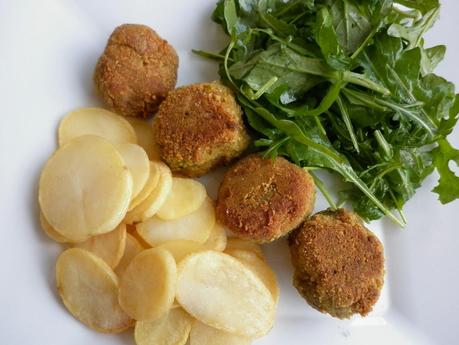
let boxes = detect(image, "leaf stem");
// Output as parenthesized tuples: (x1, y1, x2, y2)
(309, 171, 337, 209)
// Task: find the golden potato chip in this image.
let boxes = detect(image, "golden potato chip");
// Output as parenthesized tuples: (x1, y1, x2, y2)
(129, 162, 161, 211)
(126, 118, 160, 161)
(74, 223, 127, 268)
(39, 211, 69, 243)
(176, 251, 275, 338)
(39, 135, 133, 242)
(225, 238, 264, 259)
(115, 143, 150, 199)
(118, 248, 176, 321)
(156, 178, 207, 220)
(134, 307, 193, 345)
(137, 198, 215, 246)
(190, 321, 252, 345)
(227, 249, 279, 304)
(156, 240, 203, 263)
(56, 248, 133, 333)
(115, 233, 144, 277)
(58, 107, 137, 146)
(125, 161, 172, 224)
(202, 222, 227, 252)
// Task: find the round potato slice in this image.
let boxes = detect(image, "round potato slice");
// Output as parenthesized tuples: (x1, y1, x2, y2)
(176, 251, 275, 338)
(118, 248, 176, 321)
(156, 178, 207, 220)
(137, 198, 215, 246)
(202, 222, 227, 252)
(225, 238, 264, 259)
(58, 107, 137, 146)
(56, 248, 133, 333)
(156, 240, 203, 263)
(134, 307, 193, 345)
(39, 135, 133, 241)
(126, 118, 160, 161)
(125, 161, 172, 224)
(74, 223, 127, 268)
(190, 321, 252, 345)
(39, 211, 69, 243)
(129, 161, 161, 211)
(227, 249, 279, 304)
(115, 143, 150, 199)
(115, 233, 144, 277)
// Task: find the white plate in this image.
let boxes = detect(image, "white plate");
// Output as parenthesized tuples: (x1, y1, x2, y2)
(0, 1, 458, 344)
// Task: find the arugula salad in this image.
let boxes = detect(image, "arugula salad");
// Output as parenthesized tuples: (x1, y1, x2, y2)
(195, 0, 459, 226)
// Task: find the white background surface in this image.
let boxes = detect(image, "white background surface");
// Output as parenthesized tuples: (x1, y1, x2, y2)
(0, 1, 458, 344)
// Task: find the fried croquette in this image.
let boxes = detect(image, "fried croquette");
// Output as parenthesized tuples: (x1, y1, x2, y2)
(216, 155, 316, 243)
(288, 209, 385, 319)
(153, 82, 250, 176)
(94, 24, 178, 118)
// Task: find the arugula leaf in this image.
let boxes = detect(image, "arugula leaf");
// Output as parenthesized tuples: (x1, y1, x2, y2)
(432, 139, 459, 204)
(198, 0, 459, 225)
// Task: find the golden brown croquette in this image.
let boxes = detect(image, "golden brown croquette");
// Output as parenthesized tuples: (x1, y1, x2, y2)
(216, 154, 316, 243)
(153, 82, 250, 177)
(94, 24, 178, 118)
(288, 209, 385, 319)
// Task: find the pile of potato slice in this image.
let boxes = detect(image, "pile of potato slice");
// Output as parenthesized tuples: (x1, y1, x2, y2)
(38, 107, 279, 344)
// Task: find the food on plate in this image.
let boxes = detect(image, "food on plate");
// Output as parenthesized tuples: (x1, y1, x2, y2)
(39, 135, 132, 242)
(198, 0, 459, 226)
(125, 160, 172, 223)
(225, 237, 263, 259)
(216, 154, 315, 243)
(94, 24, 178, 118)
(55, 248, 133, 333)
(135, 307, 193, 345)
(118, 248, 176, 321)
(176, 251, 276, 338)
(288, 209, 384, 319)
(74, 223, 127, 268)
(190, 320, 252, 345)
(115, 143, 150, 200)
(126, 117, 161, 160)
(39, 211, 69, 243)
(226, 249, 279, 304)
(153, 82, 250, 177)
(115, 232, 144, 277)
(157, 177, 207, 220)
(136, 197, 215, 246)
(58, 107, 137, 146)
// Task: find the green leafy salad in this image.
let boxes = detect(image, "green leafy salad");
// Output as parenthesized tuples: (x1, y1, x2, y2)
(195, 0, 459, 226)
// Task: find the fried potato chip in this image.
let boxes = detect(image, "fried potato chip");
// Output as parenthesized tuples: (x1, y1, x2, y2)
(225, 238, 264, 259)
(126, 118, 160, 161)
(137, 198, 215, 246)
(176, 251, 275, 338)
(118, 248, 176, 321)
(128, 162, 161, 211)
(39, 211, 69, 243)
(226, 249, 279, 304)
(56, 248, 133, 333)
(115, 143, 150, 200)
(156, 240, 203, 263)
(74, 223, 127, 268)
(190, 321, 252, 345)
(39, 135, 133, 242)
(115, 233, 144, 277)
(58, 107, 137, 146)
(202, 222, 227, 252)
(156, 178, 207, 220)
(134, 307, 193, 345)
(125, 161, 172, 224)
